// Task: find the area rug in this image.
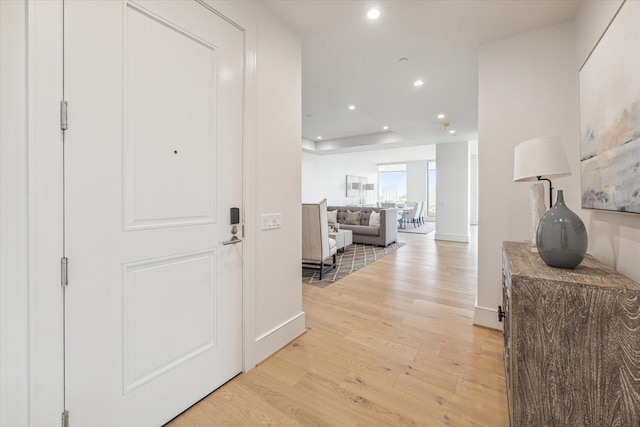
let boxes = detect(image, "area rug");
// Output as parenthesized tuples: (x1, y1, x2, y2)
(303, 242, 405, 288)
(398, 222, 435, 235)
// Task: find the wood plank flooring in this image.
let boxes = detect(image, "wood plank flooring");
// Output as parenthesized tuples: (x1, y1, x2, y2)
(166, 227, 509, 426)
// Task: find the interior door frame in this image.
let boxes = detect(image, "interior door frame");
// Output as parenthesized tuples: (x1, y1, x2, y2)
(26, 0, 257, 423)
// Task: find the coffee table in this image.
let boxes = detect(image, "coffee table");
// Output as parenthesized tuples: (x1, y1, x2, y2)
(328, 229, 353, 253)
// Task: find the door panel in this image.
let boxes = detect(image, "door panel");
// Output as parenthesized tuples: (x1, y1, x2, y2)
(64, 1, 244, 425)
(124, 6, 217, 229)
(123, 249, 217, 394)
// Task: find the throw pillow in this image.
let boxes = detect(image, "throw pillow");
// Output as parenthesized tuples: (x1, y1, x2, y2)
(369, 210, 380, 227)
(345, 210, 361, 225)
(327, 209, 337, 225)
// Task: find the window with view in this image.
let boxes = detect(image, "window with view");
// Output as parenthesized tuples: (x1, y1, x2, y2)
(427, 161, 436, 217)
(378, 163, 407, 205)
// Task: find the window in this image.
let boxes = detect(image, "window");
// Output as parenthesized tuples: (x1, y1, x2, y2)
(378, 163, 406, 204)
(427, 161, 436, 216)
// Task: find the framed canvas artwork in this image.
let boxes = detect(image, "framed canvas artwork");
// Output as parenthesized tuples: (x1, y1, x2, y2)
(346, 175, 367, 197)
(579, 0, 640, 214)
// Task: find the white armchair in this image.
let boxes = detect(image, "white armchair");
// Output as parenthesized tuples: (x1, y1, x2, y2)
(302, 198, 337, 279)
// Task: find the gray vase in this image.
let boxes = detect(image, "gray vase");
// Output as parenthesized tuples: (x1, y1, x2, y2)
(536, 190, 588, 269)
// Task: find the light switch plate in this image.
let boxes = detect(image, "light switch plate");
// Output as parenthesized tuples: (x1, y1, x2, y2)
(261, 213, 282, 230)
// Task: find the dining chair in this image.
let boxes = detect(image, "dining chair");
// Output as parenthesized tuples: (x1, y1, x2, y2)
(418, 201, 428, 225)
(410, 201, 423, 227)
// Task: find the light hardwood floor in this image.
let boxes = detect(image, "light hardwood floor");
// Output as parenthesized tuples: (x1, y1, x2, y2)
(167, 227, 509, 426)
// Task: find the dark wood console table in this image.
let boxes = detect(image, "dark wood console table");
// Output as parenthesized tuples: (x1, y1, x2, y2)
(501, 241, 640, 426)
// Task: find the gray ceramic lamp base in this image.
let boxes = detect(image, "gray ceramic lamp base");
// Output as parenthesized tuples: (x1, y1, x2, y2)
(536, 190, 588, 269)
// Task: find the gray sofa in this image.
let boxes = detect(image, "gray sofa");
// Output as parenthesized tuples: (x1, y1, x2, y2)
(327, 206, 398, 247)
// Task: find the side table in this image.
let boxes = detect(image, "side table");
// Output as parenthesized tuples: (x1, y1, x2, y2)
(328, 229, 353, 253)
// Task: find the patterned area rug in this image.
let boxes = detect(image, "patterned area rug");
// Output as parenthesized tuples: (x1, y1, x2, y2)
(302, 242, 405, 288)
(398, 222, 435, 235)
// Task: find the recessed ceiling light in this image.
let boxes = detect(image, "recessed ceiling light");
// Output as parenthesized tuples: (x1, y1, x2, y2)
(449, 130, 456, 134)
(437, 114, 445, 119)
(348, 105, 356, 110)
(367, 8, 380, 20)
(414, 80, 424, 87)
(383, 126, 389, 130)
(317, 136, 322, 140)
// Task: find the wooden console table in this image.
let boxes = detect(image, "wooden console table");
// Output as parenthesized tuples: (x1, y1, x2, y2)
(501, 241, 640, 426)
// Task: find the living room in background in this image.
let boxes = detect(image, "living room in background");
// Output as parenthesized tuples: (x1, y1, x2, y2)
(378, 163, 407, 205)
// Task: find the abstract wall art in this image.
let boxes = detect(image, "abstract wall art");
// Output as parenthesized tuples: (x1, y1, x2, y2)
(579, 0, 640, 214)
(345, 175, 367, 197)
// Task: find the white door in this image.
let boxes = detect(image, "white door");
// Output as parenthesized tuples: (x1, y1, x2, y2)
(64, 1, 244, 425)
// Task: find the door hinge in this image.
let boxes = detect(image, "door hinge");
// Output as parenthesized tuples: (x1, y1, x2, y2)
(61, 410, 69, 427)
(61, 257, 69, 287)
(60, 100, 68, 131)
(242, 224, 245, 238)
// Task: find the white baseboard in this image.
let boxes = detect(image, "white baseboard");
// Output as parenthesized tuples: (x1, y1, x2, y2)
(434, 233, 470, 243)
(254, 311, 306, 364)
(473, 306, 502, 331)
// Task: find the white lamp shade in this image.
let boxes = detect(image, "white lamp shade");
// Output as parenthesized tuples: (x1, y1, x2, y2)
(351, 182, 362, 190)
(364, 183, 375, 191)
(513, 136, 571, 182)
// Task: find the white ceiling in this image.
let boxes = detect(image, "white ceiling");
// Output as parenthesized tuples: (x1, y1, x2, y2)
(263, 0, 581, 159)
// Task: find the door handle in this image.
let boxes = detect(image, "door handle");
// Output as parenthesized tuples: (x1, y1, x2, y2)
(223, 224, 241, 245)
(222, 236, 242, 245)
(498, 305, 506, 322)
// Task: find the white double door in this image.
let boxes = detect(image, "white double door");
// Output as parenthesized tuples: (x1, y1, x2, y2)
(64, 1, 244, 425)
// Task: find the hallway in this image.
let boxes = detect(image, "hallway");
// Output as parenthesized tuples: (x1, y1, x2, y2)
(168, 227, 509, 426)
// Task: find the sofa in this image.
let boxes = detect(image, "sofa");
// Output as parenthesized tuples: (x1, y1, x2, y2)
(327, 206, 398, 247)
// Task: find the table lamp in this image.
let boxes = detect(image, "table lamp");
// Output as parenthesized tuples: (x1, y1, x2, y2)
(513, 136, 571, 250)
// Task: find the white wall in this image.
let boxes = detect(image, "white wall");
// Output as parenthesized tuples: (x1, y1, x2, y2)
(435, 142, 470, 242)
(301, 151, 378, 205)
(1, 1, 66, 424)
(470, 155, 478, 225)
(477, 22, 578, 329)
(0, 1, 29, 425)
(406, 161, 428, 203)
(227, 0, 305, 363)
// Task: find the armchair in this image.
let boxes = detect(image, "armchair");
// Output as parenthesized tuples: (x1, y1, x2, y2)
(302, 199, 337, 279)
